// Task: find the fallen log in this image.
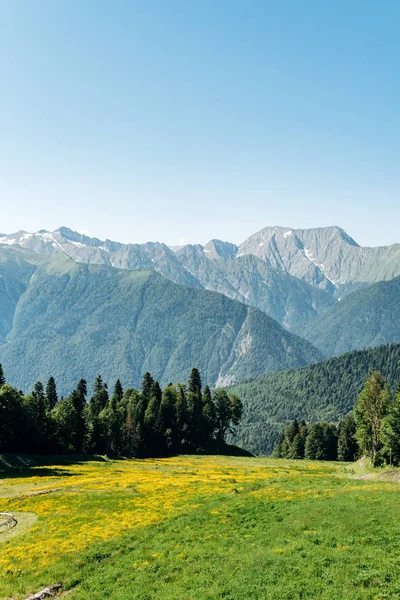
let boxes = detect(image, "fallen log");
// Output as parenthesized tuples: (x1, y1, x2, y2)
(25, 583, 62, 600)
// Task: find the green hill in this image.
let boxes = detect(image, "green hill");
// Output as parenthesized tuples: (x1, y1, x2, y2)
(0, 255, 322, 394)
(300, 277, 400, 356)
(229, 344, 400, 455)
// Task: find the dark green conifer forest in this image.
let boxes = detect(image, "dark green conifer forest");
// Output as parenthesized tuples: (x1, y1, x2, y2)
(273, 371, 400, 466)
(231, 344, 400, 455)
(0, 366, 243, 457)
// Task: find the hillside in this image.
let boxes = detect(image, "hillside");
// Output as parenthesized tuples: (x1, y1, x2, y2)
(0, 255, 322, 394)
(229, 344, 400, 455)
(300, 277, 400, 355)
(0, 246, 42, 343)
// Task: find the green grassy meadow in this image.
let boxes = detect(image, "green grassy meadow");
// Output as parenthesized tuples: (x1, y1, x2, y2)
(1, 456, 400, 599)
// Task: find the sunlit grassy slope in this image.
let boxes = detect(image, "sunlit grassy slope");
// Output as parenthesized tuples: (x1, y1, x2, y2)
(1, 456, 400, 599)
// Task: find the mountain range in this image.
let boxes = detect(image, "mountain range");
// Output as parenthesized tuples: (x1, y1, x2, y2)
(1, 223, 400, 396)
(2, 224, 400, 326)
(0, 250, 321, 394)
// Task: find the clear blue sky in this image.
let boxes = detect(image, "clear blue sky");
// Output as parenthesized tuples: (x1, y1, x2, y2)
(1, 0, 399, 247)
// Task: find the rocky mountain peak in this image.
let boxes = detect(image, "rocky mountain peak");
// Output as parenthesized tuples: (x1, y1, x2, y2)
(204, 239, 238, 260)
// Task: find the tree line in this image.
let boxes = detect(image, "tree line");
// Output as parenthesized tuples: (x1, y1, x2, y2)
(230, 343, 400, 456)
(273, 370, 400, 465)
(0, 365, 243, 457)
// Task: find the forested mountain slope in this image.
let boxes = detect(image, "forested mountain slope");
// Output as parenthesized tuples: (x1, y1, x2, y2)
(229, 344, 400, 455)
(300, 277, 400, 356)
(0, 255, 322, 395)
(0, 246, 42, 343)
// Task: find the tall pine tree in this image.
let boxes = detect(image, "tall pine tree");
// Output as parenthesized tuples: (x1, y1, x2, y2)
(45, 377, 58, 411)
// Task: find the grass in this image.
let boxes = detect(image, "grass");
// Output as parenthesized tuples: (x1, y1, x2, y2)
(1, 455, 400, 599)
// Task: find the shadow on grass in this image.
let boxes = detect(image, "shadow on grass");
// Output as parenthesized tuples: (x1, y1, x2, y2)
(0, 453, 108, 479)
(0, 445, 254, 479)
(0, 467, 82, 480)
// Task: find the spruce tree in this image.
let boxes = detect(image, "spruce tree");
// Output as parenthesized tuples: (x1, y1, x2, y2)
(32, 381, 45, 403)
(45, 377, 58, 411)
(104, 391, 122, 456)
(0, 385, 23, 452)
(144, 381, 162, 455)
(94, 375, 103, 392)
(87, 377, 109, 452)
(114, 379, 124, 401)
(122, 388, 141, 456)
(284, 420, 300, 445)
(337, 413, 358, 462)
(132, 391, 149, 457)
(90, 377, 109, 416)
(189, 368, 202, 398)
(142, 372, 154, 403)
(125, 399, 135, 456)
(159, 385, 178, 453)
(322, 423, 338, 460)
(77, 379, 87, 404)
(280, 436, 291, 458)
(290, 433, 306, 459)
(175, 384, 188, 453)
(71, 380, 88, 453)
(26, 382, 50, 453)
(305, 423, 325, 460)
(202, 385, 216, 441)
(187, 369, 203, 448)
(0, 363, 5, 386)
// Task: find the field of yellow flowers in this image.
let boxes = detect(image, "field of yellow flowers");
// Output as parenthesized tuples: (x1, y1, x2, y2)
(1, 455, 400, 599)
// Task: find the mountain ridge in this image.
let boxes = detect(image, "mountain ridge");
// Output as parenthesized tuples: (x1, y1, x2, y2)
(0, 252, 323, 395)
(3, 224, 399, 296)
(2, 224, 400, 353)
(299, 276, 400, 356)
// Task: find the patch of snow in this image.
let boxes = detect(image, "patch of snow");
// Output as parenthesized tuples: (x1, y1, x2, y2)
(302, 247, 337, 286)
(35, 232, 73, 259)
(284, 230, 293, 238)
(20, 233, 34, 242)
(0, 237, 16, 245)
